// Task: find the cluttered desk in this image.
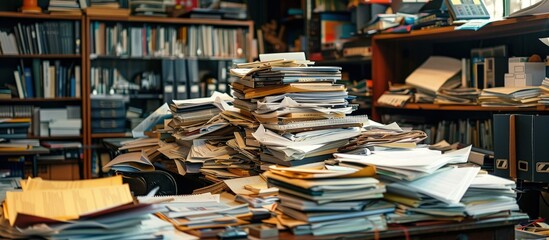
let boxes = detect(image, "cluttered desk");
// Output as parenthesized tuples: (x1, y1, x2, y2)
(0, 52, 535, 239)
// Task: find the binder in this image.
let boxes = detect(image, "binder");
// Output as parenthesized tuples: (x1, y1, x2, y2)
(186, 59, 200, 98)
(492, 114, 512, 178)
(174, 59, 188, 99)
(483, 57, 507, 88)
(515, 114, 549, 183)
(161, 59, 175, 102)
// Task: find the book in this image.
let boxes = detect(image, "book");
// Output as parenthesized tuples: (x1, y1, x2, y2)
(405, 56, 462, 96)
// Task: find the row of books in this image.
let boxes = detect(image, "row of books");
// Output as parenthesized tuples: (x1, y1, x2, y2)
(13, 60, 81, 99)
(381, 116, 493, 150)
(0, 105, 33, 118)
(90, 66, 159, 95)
(89, 22, 248, 59)
(0, 21, 80, 55)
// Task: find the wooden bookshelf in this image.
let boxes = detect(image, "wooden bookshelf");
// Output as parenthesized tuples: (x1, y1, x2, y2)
(0, 97, 82, 102)
(91, 133, 132, 139)
(376, 103, 549, 112)
(83, 15, 254, 178)
(0, 54, 81, 59)
(0, 11, 88, 178)
(371, 14, 549, 121)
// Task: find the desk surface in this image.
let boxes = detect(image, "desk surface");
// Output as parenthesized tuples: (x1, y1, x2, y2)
(0, 146, 49, 156)
(280, 213, 529, 240)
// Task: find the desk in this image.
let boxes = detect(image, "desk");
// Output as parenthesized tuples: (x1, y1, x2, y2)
(0, 146, 49, 177)
(279, 213, 528, 240)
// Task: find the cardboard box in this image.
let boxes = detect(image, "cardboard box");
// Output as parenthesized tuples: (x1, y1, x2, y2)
(508, 60, 545, 86)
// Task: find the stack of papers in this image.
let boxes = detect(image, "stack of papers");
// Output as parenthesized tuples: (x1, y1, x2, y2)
(264, 163, 391, 236)
(479, 86, 541, 107)
(0, 176, 172, 239)
(435, 88, 482, 105)
(334, 146, 472, 181)
(228, 52, 368, 168)
(338, 124, 428, 153)
(461, 173, 519, 218)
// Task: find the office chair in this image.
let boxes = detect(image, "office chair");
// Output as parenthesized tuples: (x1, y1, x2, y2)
(118, 170, 178, 196)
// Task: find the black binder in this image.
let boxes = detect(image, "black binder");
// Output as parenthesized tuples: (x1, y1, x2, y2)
(516, 115, 549, 183)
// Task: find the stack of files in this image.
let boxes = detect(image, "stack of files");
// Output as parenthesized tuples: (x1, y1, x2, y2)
(102, 151, 155, 172)
(187, 139, 236, 173)
(230, 53, 350, 123)
(435, 87, 481, 105)
(166, 93, 259, 179)
(154, 192, 251, 235)
(86, 1, 130, 16)
(538, 78, 549, 105)
(252, 124, 361, 167)
(130, 0, 174, 17)
(382, 166, 481, 225)
(264, 163, 391, 236)
(224, 131, 260, 167)
(48, 0, 81, 14)
(169, 92, 235, 141)
(334, 146, 472, 181)
(338, 121, 428, 153)
(0, 176, 172, 239)
(460, 173, 519, 218)
(224, 175, 279, 208)
(228, 52, 370, 167)
(0, 118, 30, 139)
(101, 137, 180, 173)
(91, 95, 127, 133)
(479, 86, 541, 107)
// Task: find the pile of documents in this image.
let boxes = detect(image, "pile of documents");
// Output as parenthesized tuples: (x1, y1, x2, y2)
(538, 78, 549, 105)
(103, 138, 161, 173)
(0, 176, 178, 239)
(165, 92, 260, 179)
(338, 121, 428, 154)
(264, 163, 391, 236)
(151, 192, 252, 238)
(479, 86, 541, 107)
(333, 142, 522, 224)
(229, 52, 368, 168)
(434, 87, 481, 105)
(169, 92, 236, 141)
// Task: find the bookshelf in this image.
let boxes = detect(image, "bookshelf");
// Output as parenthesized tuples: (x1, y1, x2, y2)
(0, 12, 85, 178)
(83, 14, 253, 177)
(370, 13, 549, 149)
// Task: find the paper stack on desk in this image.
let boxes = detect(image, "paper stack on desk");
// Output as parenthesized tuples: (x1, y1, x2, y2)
(264, 163, 391, 236)
(0, 176, 174, 239)
(229, 52, 368, 169)
(479, 86, 541, 107)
